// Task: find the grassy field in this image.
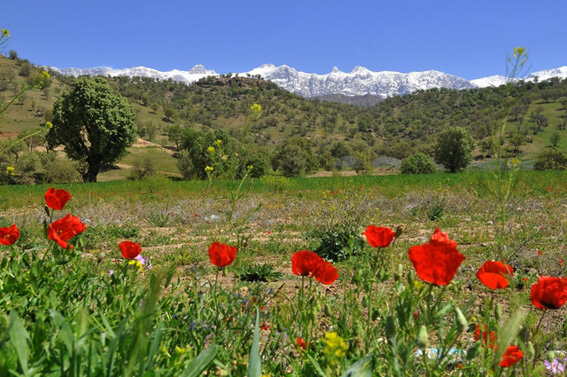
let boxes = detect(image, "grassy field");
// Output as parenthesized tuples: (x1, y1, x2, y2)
(1, 170, 566, 375)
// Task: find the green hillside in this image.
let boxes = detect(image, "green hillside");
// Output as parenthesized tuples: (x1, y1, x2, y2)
(1, 54, 567, 183)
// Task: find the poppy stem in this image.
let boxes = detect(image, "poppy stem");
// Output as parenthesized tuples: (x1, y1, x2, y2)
(531, 310, 547, 370)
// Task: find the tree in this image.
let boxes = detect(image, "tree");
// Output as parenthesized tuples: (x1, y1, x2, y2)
(47, 77, 136, 182)
(550, 132, 561, 148)
(434, 127, 475, 173)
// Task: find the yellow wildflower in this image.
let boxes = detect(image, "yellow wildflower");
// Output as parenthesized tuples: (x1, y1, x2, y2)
(45, 121, 53, 129)
(128, 260, 143, 272)
(175, 346, 186, 354)
(207, 146, 215, 154)
(1, 29, 9, 37)
(40, 71, 50, 80)
(251, 103, 262, 114)
(6, 166, 15, 176)
(323, 332, 347, 358)
(214, 139, 222, 146)
(513, 47, 526, 58)
(205, 166, 214, 172)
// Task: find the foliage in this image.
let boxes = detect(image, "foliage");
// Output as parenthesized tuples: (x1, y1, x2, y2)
(271, 137, 319, 177)
(47, 76, 136, 182)
(434, 127, 475, 173)
(534, 148, 567, 170)
(309, 223, 365, 262)
(401, 153, 437, 174)
(237, 263, 282, 282)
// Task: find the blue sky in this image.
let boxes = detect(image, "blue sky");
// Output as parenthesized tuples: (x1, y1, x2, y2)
(1, 0, 565, 79)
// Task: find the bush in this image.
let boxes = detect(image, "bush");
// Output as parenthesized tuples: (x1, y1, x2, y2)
(534, 148, 567, 170)
(401, 153, 437, 174)
(309, 223, 365, 262)
(45, 159, 82, 183)
(128, 158, 155, 180)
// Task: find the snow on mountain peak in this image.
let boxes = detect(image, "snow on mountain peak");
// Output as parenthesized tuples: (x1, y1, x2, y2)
(50, 62, 567, 98)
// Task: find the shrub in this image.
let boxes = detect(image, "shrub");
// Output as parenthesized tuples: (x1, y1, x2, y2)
(534, 148, 567, 170)
(309, 223, 365, 262)
(45, 159, 82, 183)
(401, 153, 437, 174)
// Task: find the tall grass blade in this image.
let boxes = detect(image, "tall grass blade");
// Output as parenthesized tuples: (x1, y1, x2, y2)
(180, 345, 218, 377)
(247, 307, 262, 377)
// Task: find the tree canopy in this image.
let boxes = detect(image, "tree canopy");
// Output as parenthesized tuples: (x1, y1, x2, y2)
(47, 77, 136, 182)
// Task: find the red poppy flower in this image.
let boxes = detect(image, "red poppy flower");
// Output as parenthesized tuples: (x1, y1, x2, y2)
(530, 276, 567, 310)
(474, 324, 497, 349)
(297, 337, 307, 350)
(476, 261, 514, 289)
(208, 241, 237, 267)
(47, 214, 86, 249)
(45, 188, 71, 210)
(0, 224, 19, 246)
(499, 345, 523, 367)
(119, 241, 142, 259)
(314, 260, 339, 285)
(291, 250, 324, 277)
(408, 228, 465, 286)
(364, 225, 396, 248)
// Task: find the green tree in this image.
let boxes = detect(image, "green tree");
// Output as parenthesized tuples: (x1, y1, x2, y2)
(434, 127, 475, 173)
(47, 77, 136, 182)
(534, 148, 567, 170)
(550, 132, 561, 148)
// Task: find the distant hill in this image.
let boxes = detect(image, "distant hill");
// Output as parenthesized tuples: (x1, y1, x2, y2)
(312, 94, 383, 107)
(2, 55, 567, 169)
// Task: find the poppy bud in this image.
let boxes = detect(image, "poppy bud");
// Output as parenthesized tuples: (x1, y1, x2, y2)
(417, 325, 428, 348)
(526, 342, 535, 359)
(395, 225, 404, 238)
(495, 303, 502, 320)
(455, 307, 468, 332)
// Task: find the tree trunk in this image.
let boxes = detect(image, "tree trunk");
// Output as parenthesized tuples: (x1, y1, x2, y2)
(82, 158, 100, 182)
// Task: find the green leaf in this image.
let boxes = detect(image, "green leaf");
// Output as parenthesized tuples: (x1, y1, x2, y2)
(247, 307, 262, 377)
(341, 354, 375, 377)
(180, 345, 218, 377)
(8, 311, 30, 374)
(50, 310, 75, 354)
(305, 353, 328, 377)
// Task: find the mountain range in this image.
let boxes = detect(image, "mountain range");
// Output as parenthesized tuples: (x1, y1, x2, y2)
(50, 63, 567, 99)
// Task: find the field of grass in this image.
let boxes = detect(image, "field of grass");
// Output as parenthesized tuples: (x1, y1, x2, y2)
(1, 170, 566, 375)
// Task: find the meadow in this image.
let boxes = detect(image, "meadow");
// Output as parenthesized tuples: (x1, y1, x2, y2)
(1, 170, 566, 376)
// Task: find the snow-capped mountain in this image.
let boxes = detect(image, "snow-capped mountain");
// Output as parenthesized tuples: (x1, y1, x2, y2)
(50, 63, 567, 98)
(470, 66, 567, 88)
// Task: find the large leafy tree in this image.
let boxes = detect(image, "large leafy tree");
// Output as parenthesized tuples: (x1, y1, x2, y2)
(47, 77, 136, 182)
(434, 127, 475, 173)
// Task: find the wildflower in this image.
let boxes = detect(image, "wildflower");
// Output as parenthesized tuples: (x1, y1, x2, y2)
(291, 250, 324, 278)
(45, 121, 53, 129)
(364, 225, 396, 248)
(499, 345, 523, 367)
(135, 254, 152, 269)
(5, 166, 14, 176)
(205, 166, 214, 172)
(476, 261, 514, 289)
(128, 259, 144, 272)
(545, 358, 566, 374)
(297, 337, 307, 350)
(530, 276, 567, 310)
(323, 332, 348, 358)
(260, 323, 270, 331)
(40, 71, 50, 80)
(513, 47, 526, 58)
(1, 28, 9, 37)
(474, 324, 497, 349)
(47, 214, 87, 249)
(251, 103, 262, 114)
(214, 139, 222, 146)
(45, 188, 71, 210)
(208, 241, 237, 267)
(408, 228, 465, 286)
(207, 146, 215, 154)
(119, 241, 142, 260)
(175, 346, 186, 354)
(0, 224, 19, 246)
(314, 260, 339, 285)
